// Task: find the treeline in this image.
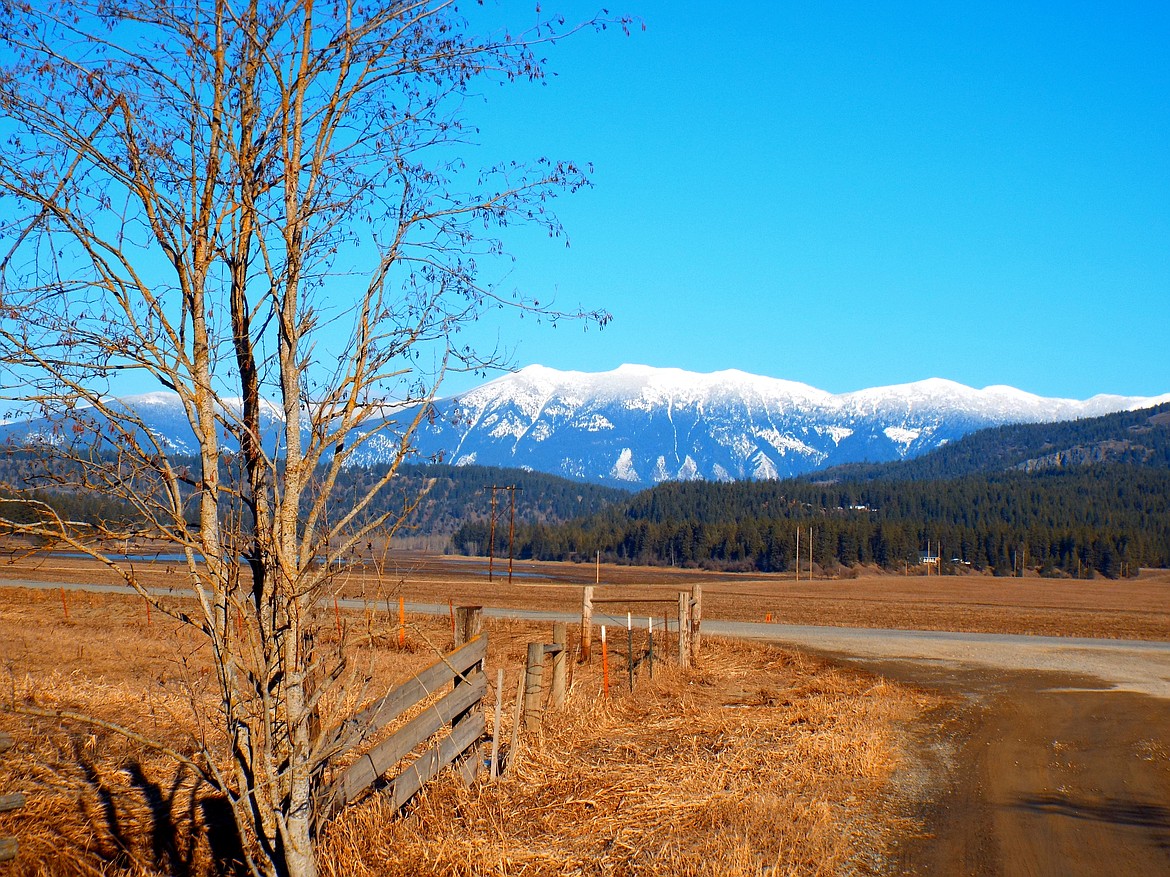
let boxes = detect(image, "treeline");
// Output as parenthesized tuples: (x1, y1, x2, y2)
(361, 462, 629, 536)
(452, 465, 1170, 578)
(0, 448, 627, 540)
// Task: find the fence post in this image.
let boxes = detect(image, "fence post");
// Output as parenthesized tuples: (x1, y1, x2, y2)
(689, 584, 702, 667)
(508, 670, 524, 767)
(454, 606, 483, 647)
(580, 586, 593, 662)
(398, 596, 405, 647)
(524, 642, 544, 732)
(677, 591, 691, 669)
(626, 613, 634, 691)
(551, 622, 567, 709)
(490, 667, 504, 780)
(452, 606, 485, 774)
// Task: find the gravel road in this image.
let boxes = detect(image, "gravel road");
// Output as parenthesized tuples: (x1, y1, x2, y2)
(726, 621, 1170, 876)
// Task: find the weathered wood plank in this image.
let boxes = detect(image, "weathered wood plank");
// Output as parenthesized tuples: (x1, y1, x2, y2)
(324, 635, 486, 758)
(454, 742, 481, 788)
(0, 793, 25, 813)
(551, 622, 567, 709)
(0, 732, 13, 753)
(387, 712, 485, 811)
(524, 642, 544, 732)
(454, 606, 482, 647)
(0, 836, 17, 862)
(327, 671, 486, 813)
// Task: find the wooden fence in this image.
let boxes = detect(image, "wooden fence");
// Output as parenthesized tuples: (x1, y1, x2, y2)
(581, 584, 702, 667)
(1, 731, 22, 862)
(523, 622, 567, 732)
(315, 629, 487, 830)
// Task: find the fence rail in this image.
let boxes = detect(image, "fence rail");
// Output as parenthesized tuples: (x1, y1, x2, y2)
(316, 633, 487, 829)
(0, 731, 21, 862)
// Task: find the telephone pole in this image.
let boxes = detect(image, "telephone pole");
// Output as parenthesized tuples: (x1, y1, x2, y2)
(486, 485, 522, 583)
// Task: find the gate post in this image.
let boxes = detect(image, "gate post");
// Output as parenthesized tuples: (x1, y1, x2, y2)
(689, 584, 702, 666)
(551, 622, 567, 709)
(580, 586, 594, 662)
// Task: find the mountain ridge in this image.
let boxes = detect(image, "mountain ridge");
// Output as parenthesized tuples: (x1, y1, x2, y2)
(3, 365, 1168, 486)
(396, 365, 1170, 485)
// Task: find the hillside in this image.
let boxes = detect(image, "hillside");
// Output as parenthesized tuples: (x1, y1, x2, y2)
(368, 463, 629, 538)
(452, 404, 1170, 578)
(0, 450, 628, 542)
(808, 401, 1170, 482)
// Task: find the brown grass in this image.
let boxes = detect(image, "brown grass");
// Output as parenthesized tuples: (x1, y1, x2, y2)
(319, 639, 934, 877)
(4, 551, 1169, 640)
(0, 585, 937, 876)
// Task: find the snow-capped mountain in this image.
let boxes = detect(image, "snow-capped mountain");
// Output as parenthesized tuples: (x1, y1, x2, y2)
(378, 365, 1170, 485)
(4, 365, 1167, 487)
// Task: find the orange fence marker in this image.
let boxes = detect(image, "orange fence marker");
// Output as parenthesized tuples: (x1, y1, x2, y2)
(398, 596, 406, 647)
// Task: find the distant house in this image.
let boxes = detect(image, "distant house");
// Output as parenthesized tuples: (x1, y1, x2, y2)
(919, 551, 939, 565)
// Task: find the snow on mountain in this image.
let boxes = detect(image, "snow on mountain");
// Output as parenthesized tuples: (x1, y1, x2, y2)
(3, 365, 1168, 487)
(380, 365, 1170, 486)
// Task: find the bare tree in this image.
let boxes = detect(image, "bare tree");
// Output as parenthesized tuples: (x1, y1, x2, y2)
(0, 1, 621, 874)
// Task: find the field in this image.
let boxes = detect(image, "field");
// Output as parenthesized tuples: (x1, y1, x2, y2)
(1, 554, 1168, 875)
(7, 550, 1165, 640)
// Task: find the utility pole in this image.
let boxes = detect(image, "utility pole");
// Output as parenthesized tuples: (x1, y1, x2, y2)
(487, 488, 497, 581)
(486, 485, 522, 584)
(508, 485, 519, 584)
(809, 525, 814, 581)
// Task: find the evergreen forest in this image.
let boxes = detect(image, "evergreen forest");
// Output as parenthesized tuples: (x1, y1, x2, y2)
(452, 403, 1170, 578)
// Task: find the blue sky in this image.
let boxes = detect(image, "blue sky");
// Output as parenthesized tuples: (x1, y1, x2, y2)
(446, 1, 1170, 399)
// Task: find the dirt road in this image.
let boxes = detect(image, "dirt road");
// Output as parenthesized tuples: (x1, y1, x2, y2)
(730, 625, 1170, 876)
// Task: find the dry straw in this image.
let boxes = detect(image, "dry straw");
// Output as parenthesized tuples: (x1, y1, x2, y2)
(0, 588, 937, 876)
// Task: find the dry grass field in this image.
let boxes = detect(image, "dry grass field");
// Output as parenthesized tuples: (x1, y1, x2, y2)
(4, 551, 1168, 640)
(2, 552, 1167, 875)
(0, 576, 938, 876)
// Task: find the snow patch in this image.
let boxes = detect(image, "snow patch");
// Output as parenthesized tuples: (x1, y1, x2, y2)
(823, 425, 853, 445)
(577, 413, 615, 432)
(883, 426, 921, 446)
(751, 452, 778, 480)
(610, 448, 641, 483)
(487, 413, 528, 441)
(756, 427, 817, 457)
(651, 456, 671, 483)
(678, 456, 700, 480)
(559, 459, 586, 479)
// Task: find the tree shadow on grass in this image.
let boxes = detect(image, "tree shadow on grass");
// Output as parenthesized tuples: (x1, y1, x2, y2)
(75, 744, 248, 876)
